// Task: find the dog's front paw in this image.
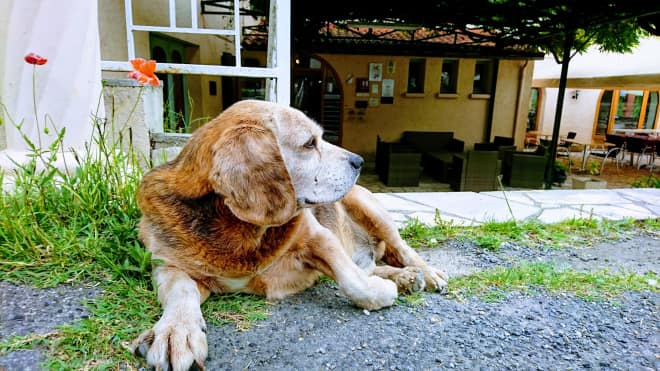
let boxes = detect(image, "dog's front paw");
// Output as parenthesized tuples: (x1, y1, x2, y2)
(393, 266, 426, 293)
(132, 313, 208, 371)
(421, 265, 448, 293)
(352, 276, 397, 311)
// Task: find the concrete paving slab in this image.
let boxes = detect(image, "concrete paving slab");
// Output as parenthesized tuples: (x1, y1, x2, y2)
(396, 192, 539, 222)
(479, 191, 538, 206)
(373, 193, 436, 212)
(407, 211, 480, 227)
(614, 188, 660, 204)
(580, 204, 657, 220)
(523, 189, 629, 205)
(537, 207, 594, 224)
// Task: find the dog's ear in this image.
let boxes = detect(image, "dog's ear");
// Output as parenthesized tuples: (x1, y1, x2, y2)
(210, 123, 297, 226)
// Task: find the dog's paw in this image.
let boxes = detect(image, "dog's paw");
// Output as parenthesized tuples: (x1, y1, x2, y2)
(353, 276, 397, 311)
(132, 313, 208, 371)
(393, 266, 426, 293)
(421, 265, 448, 293)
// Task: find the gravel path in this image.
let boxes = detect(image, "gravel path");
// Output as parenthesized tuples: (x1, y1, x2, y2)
(1, 235, 658, 370)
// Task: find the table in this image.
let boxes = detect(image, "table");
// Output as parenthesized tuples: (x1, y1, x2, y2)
(613, 128, 660, 136)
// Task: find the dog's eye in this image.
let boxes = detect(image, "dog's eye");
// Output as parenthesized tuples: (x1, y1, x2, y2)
(303, 137, 316, 149)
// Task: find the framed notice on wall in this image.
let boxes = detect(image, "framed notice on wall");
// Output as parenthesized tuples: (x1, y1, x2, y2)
(381, 79, 394, 97)
(369, 63, 383, 81)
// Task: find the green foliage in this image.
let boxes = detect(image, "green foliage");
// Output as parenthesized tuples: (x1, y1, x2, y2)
(588, 160, 600, 176)
(631, 174, 660, 188)
(542, 18, 648, 64)
(400, 213, 657, 250)
(0, 119, 147, 286)
(449, 262, 658, 301)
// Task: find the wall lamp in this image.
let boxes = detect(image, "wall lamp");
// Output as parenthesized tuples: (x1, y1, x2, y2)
(571, 90, 580, 100)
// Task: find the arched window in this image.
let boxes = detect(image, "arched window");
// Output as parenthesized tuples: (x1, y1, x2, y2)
(643, 91, 659, 130)
(594, 89, 659, 135)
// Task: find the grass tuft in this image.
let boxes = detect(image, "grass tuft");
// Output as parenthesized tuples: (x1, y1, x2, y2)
(400, 214, 658, 250)
(448, 261, 659, 301)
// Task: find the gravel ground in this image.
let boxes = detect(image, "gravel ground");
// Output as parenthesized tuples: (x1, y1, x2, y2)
(1, 234, 658, 370)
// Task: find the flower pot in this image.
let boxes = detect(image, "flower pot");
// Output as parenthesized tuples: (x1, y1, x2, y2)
(572, 176, 607, 189)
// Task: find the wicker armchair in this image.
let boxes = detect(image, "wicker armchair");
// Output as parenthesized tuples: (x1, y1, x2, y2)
(376, 136, 422, 186)
(449, 150, 501, 192)
(501, 151, 547, 189)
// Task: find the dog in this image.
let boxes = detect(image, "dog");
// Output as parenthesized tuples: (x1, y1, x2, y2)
(132, 100, 447, 370)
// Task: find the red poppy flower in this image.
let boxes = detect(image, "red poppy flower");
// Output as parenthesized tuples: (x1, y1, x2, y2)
(127, 58, 160, 87)
(24, 53, 48, 65)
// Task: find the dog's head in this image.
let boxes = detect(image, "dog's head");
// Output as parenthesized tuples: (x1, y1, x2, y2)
(195, 100, 362, 226)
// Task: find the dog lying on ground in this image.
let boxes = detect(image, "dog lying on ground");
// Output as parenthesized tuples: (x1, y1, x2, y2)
(132, 100, 447, 370)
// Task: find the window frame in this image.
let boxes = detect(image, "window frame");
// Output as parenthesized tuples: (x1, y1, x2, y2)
(440, 59, 459, 94)
(472, 60, 494, 95)
(407, 58, 426, 94)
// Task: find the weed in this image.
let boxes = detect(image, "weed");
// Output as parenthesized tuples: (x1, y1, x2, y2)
(449, 261, 658, 301)
(631, 174, 660, 188)
(399, 215, 656, 251)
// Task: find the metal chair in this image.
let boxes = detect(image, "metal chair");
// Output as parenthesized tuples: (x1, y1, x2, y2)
(599, 133, 626, 174)
(556, 131, 576, 157)
(624, 135, 652, 169)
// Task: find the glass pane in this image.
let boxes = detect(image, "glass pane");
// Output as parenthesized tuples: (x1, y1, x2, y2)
(614, 90, 644, 130)
(407, 59, 425, 93)
(473, 61, 492, 94)
(643, 91, 658, 129)
(596, 90, 613, 136)
(440, 60, 457, 93)
(527, 88, 539, 131)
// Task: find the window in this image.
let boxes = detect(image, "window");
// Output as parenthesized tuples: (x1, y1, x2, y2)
(473, 60, 493, 94)
(595, 90, 613, 137)
(440, 60, 458, 94)
(594, 89, 659, 136)
(407, 59, 426, 93)
(643, 91, 659, 129)
(527, 88, 540, 131)
(614, 90, 644, 130)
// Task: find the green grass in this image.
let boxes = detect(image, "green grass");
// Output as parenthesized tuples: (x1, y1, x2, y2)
(400, 212, 659, 251)
(448, 261, 659, 302)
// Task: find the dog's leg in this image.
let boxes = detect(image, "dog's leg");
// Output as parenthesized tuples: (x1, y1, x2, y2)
(132, 265, 209, 371)
(302, 214, 398, 310)
(342, 185, 448, 291)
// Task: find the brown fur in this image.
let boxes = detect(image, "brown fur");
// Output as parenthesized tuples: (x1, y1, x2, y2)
(133, 100, 447, 370)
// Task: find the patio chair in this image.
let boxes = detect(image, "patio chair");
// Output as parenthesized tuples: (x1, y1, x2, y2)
(449, 150, 501, 192)
(376, 136, 422, 186)
(598, 133, 626, 174)
(556, 131, 576, 157)
(625, 135, 651, 169)
(501, 151, 547, 189)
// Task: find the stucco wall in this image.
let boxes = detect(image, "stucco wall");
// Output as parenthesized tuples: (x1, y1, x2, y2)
(318, 54, 531, 157)
(537, 88, 600, 143)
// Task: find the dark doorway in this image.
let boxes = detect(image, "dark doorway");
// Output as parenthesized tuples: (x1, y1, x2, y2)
(150, 33, 193, 132)
(292, 55, 342, 145)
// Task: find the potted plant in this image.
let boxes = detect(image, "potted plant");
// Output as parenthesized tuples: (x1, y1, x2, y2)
(572, 160, 608, 189)
(552, 161, 568, 185)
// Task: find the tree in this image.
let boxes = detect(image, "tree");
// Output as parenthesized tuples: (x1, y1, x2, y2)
(536, 17, 654, 189)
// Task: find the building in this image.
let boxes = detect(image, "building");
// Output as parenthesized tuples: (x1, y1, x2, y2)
(531, 36, 660, 143)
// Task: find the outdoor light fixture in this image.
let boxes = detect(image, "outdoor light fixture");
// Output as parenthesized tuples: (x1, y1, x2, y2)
(571, 90, 580, 100)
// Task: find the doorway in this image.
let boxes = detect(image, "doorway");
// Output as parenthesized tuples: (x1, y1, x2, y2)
(292, 55, 342, 145)
(150, 33, 194, 132)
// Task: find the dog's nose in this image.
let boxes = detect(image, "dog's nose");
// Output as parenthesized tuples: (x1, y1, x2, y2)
(349, 153, 364, 170)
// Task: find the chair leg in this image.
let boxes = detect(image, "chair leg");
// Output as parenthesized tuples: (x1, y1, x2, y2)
(600, 147, 620, 175)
